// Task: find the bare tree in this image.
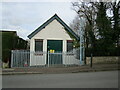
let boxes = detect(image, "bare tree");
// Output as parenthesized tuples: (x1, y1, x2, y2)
(71, 1, 98, 54)
(70, 15, 80, 36)
(110, 1, 120, 47)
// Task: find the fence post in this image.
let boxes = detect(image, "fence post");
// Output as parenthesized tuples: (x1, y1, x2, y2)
(48, 51, 49, 67)
(90, 53, 93, 68)
(11, 50, 13, 68)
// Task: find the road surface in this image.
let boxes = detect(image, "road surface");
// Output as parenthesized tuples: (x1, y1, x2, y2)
(2, 71, 118, 88)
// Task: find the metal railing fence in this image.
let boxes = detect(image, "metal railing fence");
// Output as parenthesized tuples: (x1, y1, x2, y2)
(11, 49, 80, 68)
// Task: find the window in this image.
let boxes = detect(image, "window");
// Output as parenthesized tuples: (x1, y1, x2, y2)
(67, 40, 73, 52)
(35, 39, 43, 52)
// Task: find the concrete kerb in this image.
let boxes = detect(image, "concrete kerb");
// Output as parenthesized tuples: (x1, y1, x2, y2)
(1, 64, 119, 75)
(2, 72, 43, 75)
(2, 68, 119, 75)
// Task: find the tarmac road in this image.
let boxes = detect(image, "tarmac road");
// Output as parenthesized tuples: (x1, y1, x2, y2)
(2, 71, 118, 88)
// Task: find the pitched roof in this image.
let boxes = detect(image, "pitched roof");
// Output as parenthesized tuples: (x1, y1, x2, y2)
(28, 14, 79, 40)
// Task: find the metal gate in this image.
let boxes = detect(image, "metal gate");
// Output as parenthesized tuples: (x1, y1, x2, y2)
(47, 52, 63, 66)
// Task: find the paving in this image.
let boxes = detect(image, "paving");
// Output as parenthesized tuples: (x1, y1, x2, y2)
(2, 64, 119, 75)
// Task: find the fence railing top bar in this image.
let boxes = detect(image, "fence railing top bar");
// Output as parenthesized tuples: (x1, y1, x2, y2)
(11, 49, 79, 54)
(49, 53, 63, 54)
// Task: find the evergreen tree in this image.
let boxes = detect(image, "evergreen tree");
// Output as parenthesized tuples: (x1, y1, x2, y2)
(96, 2, 114, 55)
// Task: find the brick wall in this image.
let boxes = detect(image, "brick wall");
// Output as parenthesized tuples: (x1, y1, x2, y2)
(86, 56, 119, 64)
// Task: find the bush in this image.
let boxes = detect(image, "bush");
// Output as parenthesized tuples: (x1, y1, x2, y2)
(2, 31, 27, 63)
(2, 49, 11, 63)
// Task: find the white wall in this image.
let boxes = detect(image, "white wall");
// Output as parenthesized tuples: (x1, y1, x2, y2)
(30, 19, 75, 66)
(63, 54, 80, 65)
(30, 52, 46, 66)
(30, 19, 72, 52)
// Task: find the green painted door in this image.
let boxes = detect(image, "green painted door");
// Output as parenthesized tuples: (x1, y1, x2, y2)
(47, 40, 63, 65)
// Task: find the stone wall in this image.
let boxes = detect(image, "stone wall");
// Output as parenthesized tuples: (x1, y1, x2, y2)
(86, 56, 119, 64)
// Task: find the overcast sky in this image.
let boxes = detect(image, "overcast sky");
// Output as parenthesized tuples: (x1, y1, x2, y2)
(1, 1, 77, 39)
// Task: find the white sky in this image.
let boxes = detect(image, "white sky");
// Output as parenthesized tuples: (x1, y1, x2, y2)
(0, 1, 77, 39)
(1, 0, 119, 40)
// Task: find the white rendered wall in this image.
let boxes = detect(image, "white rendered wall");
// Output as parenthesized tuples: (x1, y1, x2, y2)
(63, 54, 80, 65)
(30, 19, 72, 66)
(30, 19, 72, 51)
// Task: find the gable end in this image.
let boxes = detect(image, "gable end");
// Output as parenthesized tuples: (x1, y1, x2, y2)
(28, 14, 79, 40)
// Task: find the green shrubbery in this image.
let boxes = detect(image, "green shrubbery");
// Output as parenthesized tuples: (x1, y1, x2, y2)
(1, 31, 27, 63)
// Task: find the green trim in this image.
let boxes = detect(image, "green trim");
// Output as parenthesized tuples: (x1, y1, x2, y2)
(28, 14, 79, 40)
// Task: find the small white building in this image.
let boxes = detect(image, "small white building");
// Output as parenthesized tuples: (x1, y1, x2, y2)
(28, 14, 80, 66)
